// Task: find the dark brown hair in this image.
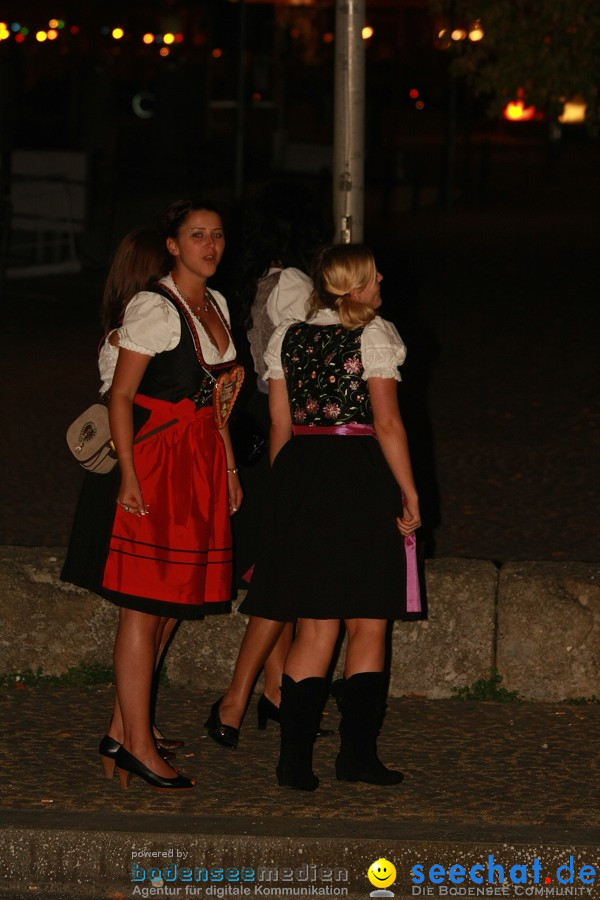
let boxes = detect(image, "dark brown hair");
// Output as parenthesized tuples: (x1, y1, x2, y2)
(100, 228, 170, 331)
(157, 199, 221, 240)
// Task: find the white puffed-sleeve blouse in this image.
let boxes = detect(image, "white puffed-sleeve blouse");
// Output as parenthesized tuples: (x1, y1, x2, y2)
(263, 308, 406, 382)
(98, 274, 235, 394)
(263, 266, 312, 325)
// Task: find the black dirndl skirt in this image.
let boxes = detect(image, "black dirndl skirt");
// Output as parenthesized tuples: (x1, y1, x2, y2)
(239, 433, 409, 621)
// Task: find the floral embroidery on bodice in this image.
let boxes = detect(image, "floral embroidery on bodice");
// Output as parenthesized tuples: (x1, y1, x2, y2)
(281, 322, 372, 425)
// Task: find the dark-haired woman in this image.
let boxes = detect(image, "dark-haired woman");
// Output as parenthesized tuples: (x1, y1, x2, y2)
(205, 184, 322, 748)
(101, 228, 186, 752)
(240, 243, 420, 791)
(62, 203, 241, 791)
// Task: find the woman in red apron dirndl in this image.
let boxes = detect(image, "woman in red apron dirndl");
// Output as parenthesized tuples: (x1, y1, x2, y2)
(62, 201, 242, 791)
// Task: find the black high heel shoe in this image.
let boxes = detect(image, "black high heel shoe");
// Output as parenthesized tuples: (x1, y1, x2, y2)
(153, 724, 185, 751)
(257, 694, 280, 730)
(257, 695, 333, 737)
(114, 746, 195, 791)
(99, 734, 175, 778)
(205, 698, 239, 749)
(99, 735, 121, 779)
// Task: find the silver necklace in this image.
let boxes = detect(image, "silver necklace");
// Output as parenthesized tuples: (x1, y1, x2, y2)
(173, 278, 211, 313)
(188, 290, 211, 314)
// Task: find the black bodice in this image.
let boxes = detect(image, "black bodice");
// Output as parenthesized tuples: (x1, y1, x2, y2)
(281, 322, 372, 425)
(138, 285, 236, 407)
(137, 302, 205, 404)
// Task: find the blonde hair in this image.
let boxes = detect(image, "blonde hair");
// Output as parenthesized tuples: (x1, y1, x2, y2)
(308, 243, 377, 330)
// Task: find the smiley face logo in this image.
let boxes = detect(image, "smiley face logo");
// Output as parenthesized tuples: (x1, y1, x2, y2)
(367, 859, 397, 890)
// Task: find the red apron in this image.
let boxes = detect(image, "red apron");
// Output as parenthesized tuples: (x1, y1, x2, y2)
(102, 395, 232, 611)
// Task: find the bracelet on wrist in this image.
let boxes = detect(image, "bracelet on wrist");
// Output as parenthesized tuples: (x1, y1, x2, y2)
(227, 466, 239, 475)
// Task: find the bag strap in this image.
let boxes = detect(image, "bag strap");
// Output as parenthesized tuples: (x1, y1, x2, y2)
(133, 417, 179, 445)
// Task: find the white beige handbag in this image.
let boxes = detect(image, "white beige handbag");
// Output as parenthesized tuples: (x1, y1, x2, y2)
(66, 403, 117, 474)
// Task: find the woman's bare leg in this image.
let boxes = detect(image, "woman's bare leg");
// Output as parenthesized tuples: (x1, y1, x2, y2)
(155, 617, 177, 666)
(262, 622, 293, 704)
(343, 618, 387, 676)
(109, 616, 178, 744)
(284, 618, 340, 680)
(218, 616, 287, 727)
(108, 694, 124, 745)
(151, 617, 178, 739)
(113, 607, 178, 778)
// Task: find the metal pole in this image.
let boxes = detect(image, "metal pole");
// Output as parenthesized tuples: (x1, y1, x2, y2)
(333, 0, 365, 243)
(234, 0, 247, 202)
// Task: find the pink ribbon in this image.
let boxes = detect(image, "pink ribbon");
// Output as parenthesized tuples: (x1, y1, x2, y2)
(242, 564, 255, 584)
(292, 423, 375, 437)
(404, 532, 421, 613)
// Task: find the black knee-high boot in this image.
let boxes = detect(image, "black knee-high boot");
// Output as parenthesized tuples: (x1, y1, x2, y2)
(276, 673, 326, 791)
(335, 671, 403, 785)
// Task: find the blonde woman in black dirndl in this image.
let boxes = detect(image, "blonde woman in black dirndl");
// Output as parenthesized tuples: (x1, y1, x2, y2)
(62, 201, 242, 792)
(239, 243, 421, 791)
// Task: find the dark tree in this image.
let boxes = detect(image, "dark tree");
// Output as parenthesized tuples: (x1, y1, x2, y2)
(430, 0, 600, 120)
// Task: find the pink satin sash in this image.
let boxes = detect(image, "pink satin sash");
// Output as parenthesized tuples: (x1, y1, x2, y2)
(292, 423, 375, 437)
(403, 533, 422, 613)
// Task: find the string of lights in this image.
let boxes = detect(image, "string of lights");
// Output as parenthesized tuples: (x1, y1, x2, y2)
(0, 18, 187, 53)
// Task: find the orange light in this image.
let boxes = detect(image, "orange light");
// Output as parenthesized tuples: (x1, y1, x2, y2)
(112, 27, 124, 40)
(211, 47, 223, 58)
(36, 30, 48, 42)
(415, 100, 425, 110)
(47, 29, 58, 40)
(451, 29, 467, 40)
(559, 98, 587, 124)
(48, 18, 59, 28)
(468, 23, 484, 41)
(163, 32, 175, 44)
(159, 47, 169, 57)
(362, 26, 374, 40)
(503, 100, 536, 121)
(142, 32, 154, 44)
(323, 32, 334, 43)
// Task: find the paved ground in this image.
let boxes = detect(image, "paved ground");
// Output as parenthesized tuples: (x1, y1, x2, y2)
(1, 684, 599, 829)
(1, 684, 599, 898)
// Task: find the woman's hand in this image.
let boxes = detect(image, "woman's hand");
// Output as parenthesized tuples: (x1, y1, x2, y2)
(117, 472, 148, 517)
(396, 494, 421, 537)
(227, 471, 243, 515)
